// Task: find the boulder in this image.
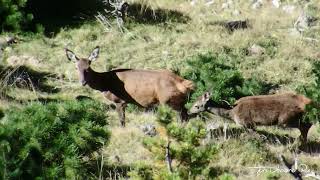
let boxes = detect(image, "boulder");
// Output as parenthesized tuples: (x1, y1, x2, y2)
(252, 0, 263, 9)
(141, 124, 157, 137)
(248, 44, 265, 56)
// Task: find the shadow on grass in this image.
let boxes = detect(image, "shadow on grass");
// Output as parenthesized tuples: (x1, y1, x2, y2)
(25, 0, 105, 36)
(299, 141, 320, 155)
(25, 1, 190, 36)
(208, 125, 320, 154)
(127, 3, 190, 25)
(208, 126, 295, 145)
(87, 163, 152, 180)
(0, 65, 59, 93)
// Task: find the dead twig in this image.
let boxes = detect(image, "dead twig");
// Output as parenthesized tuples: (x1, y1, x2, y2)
(165, 139, 173, 173)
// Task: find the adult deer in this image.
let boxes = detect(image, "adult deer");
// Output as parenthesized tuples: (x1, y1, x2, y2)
(65, 46, 194, 127)
(188, 92, 313, 145)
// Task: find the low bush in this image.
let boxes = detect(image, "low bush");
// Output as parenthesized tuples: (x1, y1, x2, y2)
(298, 61, 320, 124)
(0, 0, 33, 31)
(141, 105, 218, 179)
(0, 100, 110, 179)
(181, 52, 274, 107)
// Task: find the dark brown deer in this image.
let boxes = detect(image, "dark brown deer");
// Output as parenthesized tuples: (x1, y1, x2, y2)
(65, 46, 195, 127)
(188, 92, 313, 145)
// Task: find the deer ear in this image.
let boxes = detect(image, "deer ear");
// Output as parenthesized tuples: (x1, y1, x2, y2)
(88, 46, 100, 61)
(65, 49, 78, 62)
(202, 92, 211, 102)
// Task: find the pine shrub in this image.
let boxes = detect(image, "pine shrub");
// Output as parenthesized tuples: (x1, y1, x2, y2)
(182, 52, 272, 106)
(0, 100, 110, 179)
(298, 61, 320, 124)
(0, 0, 33, 31)
(141, 105, 218, 179)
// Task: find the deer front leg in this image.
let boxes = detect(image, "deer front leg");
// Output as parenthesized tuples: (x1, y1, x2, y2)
(116, 103, 126, 127)
(179, 107, 189, 123)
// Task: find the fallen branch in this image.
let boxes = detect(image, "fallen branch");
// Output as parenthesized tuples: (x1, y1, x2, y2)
(165, 139, 173, 173)
(278, 154, 303, 180)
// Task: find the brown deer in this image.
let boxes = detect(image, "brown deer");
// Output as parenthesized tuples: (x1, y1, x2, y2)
(65, 46, 195, 127)
(188, 92, 313, 145)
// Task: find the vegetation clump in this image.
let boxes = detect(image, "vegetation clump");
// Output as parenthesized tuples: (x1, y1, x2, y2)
(0, 0, 33, 31)
(0, 100, 110, 179)
(182, 52, 274, 106)
(140, 105, 218, 179)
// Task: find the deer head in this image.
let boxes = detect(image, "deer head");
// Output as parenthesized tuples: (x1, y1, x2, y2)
(188, 92, 212, 114)
(188, 92, 233, 114)
(65, 46, 100, 86)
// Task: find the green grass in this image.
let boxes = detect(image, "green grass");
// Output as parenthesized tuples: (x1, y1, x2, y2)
(1, 0, 320, 179)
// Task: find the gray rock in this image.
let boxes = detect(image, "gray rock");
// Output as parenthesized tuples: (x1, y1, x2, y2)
(205, 0, 215, 6)
(272, 0, 280, 8)
(248, 44, 265, 56)
(232, 10, 241, 16)
(294, 12, 317, 33)
(222, 0, 233, 10)
(141, 124, 157, 137)
(252, 0, 263, 9)
(282, 5, 295, 14)
(190, 0, 197, 6)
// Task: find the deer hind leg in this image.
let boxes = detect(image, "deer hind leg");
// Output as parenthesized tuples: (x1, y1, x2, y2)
(163, 96, 188, 123)
(179, 107, 188, 123)
(116, 103, 127, 127)
(298, 122, 312, 145)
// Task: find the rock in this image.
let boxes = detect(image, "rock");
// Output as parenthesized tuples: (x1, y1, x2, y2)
(141, 124, 157, 137)
(288, 28, 301, 37)
(190, 0, 197, 6)
(224, 20, 248, 32)
(282, 5, 295, 14)
(252, 0, 263, 9)
(232, 10, 241, 16)
(205, 0, 214, 6)
(6, 55, 41, 67)
(222, 0, 233, 10)
(272, 0, 280, 8)
(0, 36, 17, 50)
(248, 44, 265, 56)
(294, 12, 317, 33)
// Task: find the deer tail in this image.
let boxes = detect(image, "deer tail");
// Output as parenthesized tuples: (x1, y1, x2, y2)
(177, 80, 195, 94)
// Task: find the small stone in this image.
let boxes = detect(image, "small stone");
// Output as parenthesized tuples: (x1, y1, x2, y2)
(252, 0, 263, 9)
(141, 124, 157, 137)
(6, 55, 41, 67)
(190, 0, 197, 6)
(288, 28, 301, 37)
(205, 0, 214, 6)
(294, 12, 316, 33)
(222, 0, 233, 10)
(248, 44, 265, 56)
(272, 0, 280, 8)
(282, 5, 295, 14)
(232, 10, 241, 16)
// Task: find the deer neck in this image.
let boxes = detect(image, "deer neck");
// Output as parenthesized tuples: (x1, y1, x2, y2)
(84, 68, 109, 92)
(207, 107, 232, 120)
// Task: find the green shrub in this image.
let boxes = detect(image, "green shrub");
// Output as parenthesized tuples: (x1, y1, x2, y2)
(0, 0, 33, 31)
(182, 52, 273, 106)
(0, 100, 110, 179)
(142, 108, 218, 179)
(297, 61, 320, 124)
(218, 173, 236, 180)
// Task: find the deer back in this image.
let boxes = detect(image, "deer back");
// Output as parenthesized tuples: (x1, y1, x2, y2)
(231, 93, 311, 126)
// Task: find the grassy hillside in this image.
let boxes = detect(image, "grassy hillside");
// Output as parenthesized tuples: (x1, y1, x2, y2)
(1, 0, 320, 179)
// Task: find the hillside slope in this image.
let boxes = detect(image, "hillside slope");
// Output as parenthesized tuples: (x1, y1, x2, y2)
(1, 0, 320, 179)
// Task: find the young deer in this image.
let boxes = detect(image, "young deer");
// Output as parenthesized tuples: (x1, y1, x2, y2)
(189, 92, 313, 144)
(65, 46, 195, 127)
